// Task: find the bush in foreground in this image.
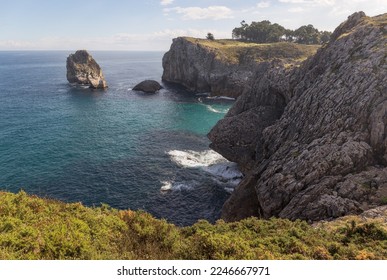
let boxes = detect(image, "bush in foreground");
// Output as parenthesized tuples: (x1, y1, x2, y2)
(0, 191, 386, 260)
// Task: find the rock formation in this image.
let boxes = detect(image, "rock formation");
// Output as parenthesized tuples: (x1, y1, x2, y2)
(162, 37, 318, 98)
(66, 50, 108, 89)
(208, 12, 387, 222)
(133, 80, 162, 93)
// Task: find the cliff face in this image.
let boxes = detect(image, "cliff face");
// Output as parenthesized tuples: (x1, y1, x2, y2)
(66, 50, 108, 89)
(209, 12, 387, 222)
(162, 37, 318, 98)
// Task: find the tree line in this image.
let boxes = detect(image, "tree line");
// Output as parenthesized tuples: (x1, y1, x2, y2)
(231, 20, 332, 45)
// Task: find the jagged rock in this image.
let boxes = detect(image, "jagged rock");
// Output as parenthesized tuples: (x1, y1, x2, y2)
(209, 12, 387, 222)
(66, 50, 108, 89)
(162, 37, 318, 98)
(133, 80, 162, 93)
(208, 61, 289, 172)
(360, 206, 387, 222)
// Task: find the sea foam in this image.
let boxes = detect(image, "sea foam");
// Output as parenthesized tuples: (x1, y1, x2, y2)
(206, 96, 236, 101)
(160, 180, 198, 193)
(205, 105, 229, 114)
(167, 149, 226, 168)
(166, 149, 243, 192)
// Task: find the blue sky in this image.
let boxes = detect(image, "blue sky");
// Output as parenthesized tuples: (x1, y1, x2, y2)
(0, 0, 386, 50)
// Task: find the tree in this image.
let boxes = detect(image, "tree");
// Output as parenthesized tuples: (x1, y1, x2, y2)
(232, 20, 248, 40)
(284, 29, 295, 42)
(294, 24, 320, 44)
(320, 31, 332, 44)
(231, 20, 331, 45)
(232, 20, 286, 43)
(206, 32, 215, 40)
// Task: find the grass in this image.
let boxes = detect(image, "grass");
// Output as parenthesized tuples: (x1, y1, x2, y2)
(338, 13, 387, 39)
(0, 191, 386, 260)
(366, 13, 387, 27)
(182, 37, 320, 65)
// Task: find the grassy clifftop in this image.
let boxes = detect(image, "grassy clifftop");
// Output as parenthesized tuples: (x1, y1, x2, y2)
(0, 191, 386, 260)
(182, 37, 320, 65)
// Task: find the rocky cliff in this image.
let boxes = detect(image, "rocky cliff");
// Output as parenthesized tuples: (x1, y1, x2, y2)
(66, 50, 108, 89)
(209, 12, 387, 222)
(162, 37, 318, 98)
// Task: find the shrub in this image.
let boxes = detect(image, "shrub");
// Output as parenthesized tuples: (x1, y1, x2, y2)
(0, 191, 386, 260)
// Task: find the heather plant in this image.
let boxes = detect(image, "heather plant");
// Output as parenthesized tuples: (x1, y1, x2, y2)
(0, 191, 386, 260)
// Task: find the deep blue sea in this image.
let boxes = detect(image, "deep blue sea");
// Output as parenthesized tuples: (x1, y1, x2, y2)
(0, 51, 241, 226)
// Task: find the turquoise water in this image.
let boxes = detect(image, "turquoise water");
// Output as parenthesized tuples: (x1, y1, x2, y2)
(0, 51, 235, 225)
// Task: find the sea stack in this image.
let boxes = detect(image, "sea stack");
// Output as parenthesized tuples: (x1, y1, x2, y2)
(66, 50, 108, 89)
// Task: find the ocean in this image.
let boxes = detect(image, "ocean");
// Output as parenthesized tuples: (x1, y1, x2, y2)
(0, 51, 241, 226)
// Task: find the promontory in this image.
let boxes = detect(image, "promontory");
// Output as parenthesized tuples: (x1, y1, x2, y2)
(162, 37, 319, 98)
(208, 12, 387, 222)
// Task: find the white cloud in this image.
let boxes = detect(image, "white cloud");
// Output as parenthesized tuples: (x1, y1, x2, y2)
(279, 0, 335, 5)
(164, 6, 234, 20)
(160, 0, 174, 6)
(279, 0, 312, 3)
(326, 0, 387, 16)
(0, 40, 35, 49)
(257, 1, 271, 8)
(288, 7, 305, 12)
(0, 28, 232, 51)
(154, 28, 230, 39)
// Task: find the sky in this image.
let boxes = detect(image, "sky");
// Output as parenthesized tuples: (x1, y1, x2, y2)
(0, 0, 386, 51)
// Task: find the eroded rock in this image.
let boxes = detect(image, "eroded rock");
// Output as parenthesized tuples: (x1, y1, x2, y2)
(66, 50, 108, 89)
(209, 12, 387, 222)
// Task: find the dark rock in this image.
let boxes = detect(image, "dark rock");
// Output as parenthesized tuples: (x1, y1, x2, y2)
(66, 50, 108, 89)
(209, 12, 387, 222)
(133, 80, 162, 93)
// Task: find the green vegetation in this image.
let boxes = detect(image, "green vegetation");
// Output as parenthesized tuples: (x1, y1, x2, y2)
(232, 20, 332, 45)
(206, 32, 215, 40)
(0, 191, 386, 260)
(380, 197, 387, 205)
(184, 37, 319, 65)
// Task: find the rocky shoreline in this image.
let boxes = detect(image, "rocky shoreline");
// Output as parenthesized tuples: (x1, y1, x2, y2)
(163, 12, 387, 223)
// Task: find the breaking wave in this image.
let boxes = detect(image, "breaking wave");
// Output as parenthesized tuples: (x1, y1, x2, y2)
(167, 149, 226, 168)
(206, 96, 235, 101)
(166, 149, 243, 192)
(205, 105, 229, 114)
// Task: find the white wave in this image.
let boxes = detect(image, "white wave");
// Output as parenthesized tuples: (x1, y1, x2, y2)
(205, 105, 229, 114)
(206, 162, 243, 192)
(206, 96, 236, 101)
(167, 149, 226, 168)
(224, 187, 235, 194)
(160, 181, 172, 192)
(204, 162, 242, 180)
(127, 88, 132, 91)
(167, 149, 243, 193)
(69, 83, 90, 89)
(160, 180, 196, 192)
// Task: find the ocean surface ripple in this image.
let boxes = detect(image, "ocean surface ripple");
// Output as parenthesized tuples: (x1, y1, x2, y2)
(0, 51, 237, 226)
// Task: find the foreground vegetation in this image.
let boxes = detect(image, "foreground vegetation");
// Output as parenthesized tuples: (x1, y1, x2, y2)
(0, 191, 386, 260)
